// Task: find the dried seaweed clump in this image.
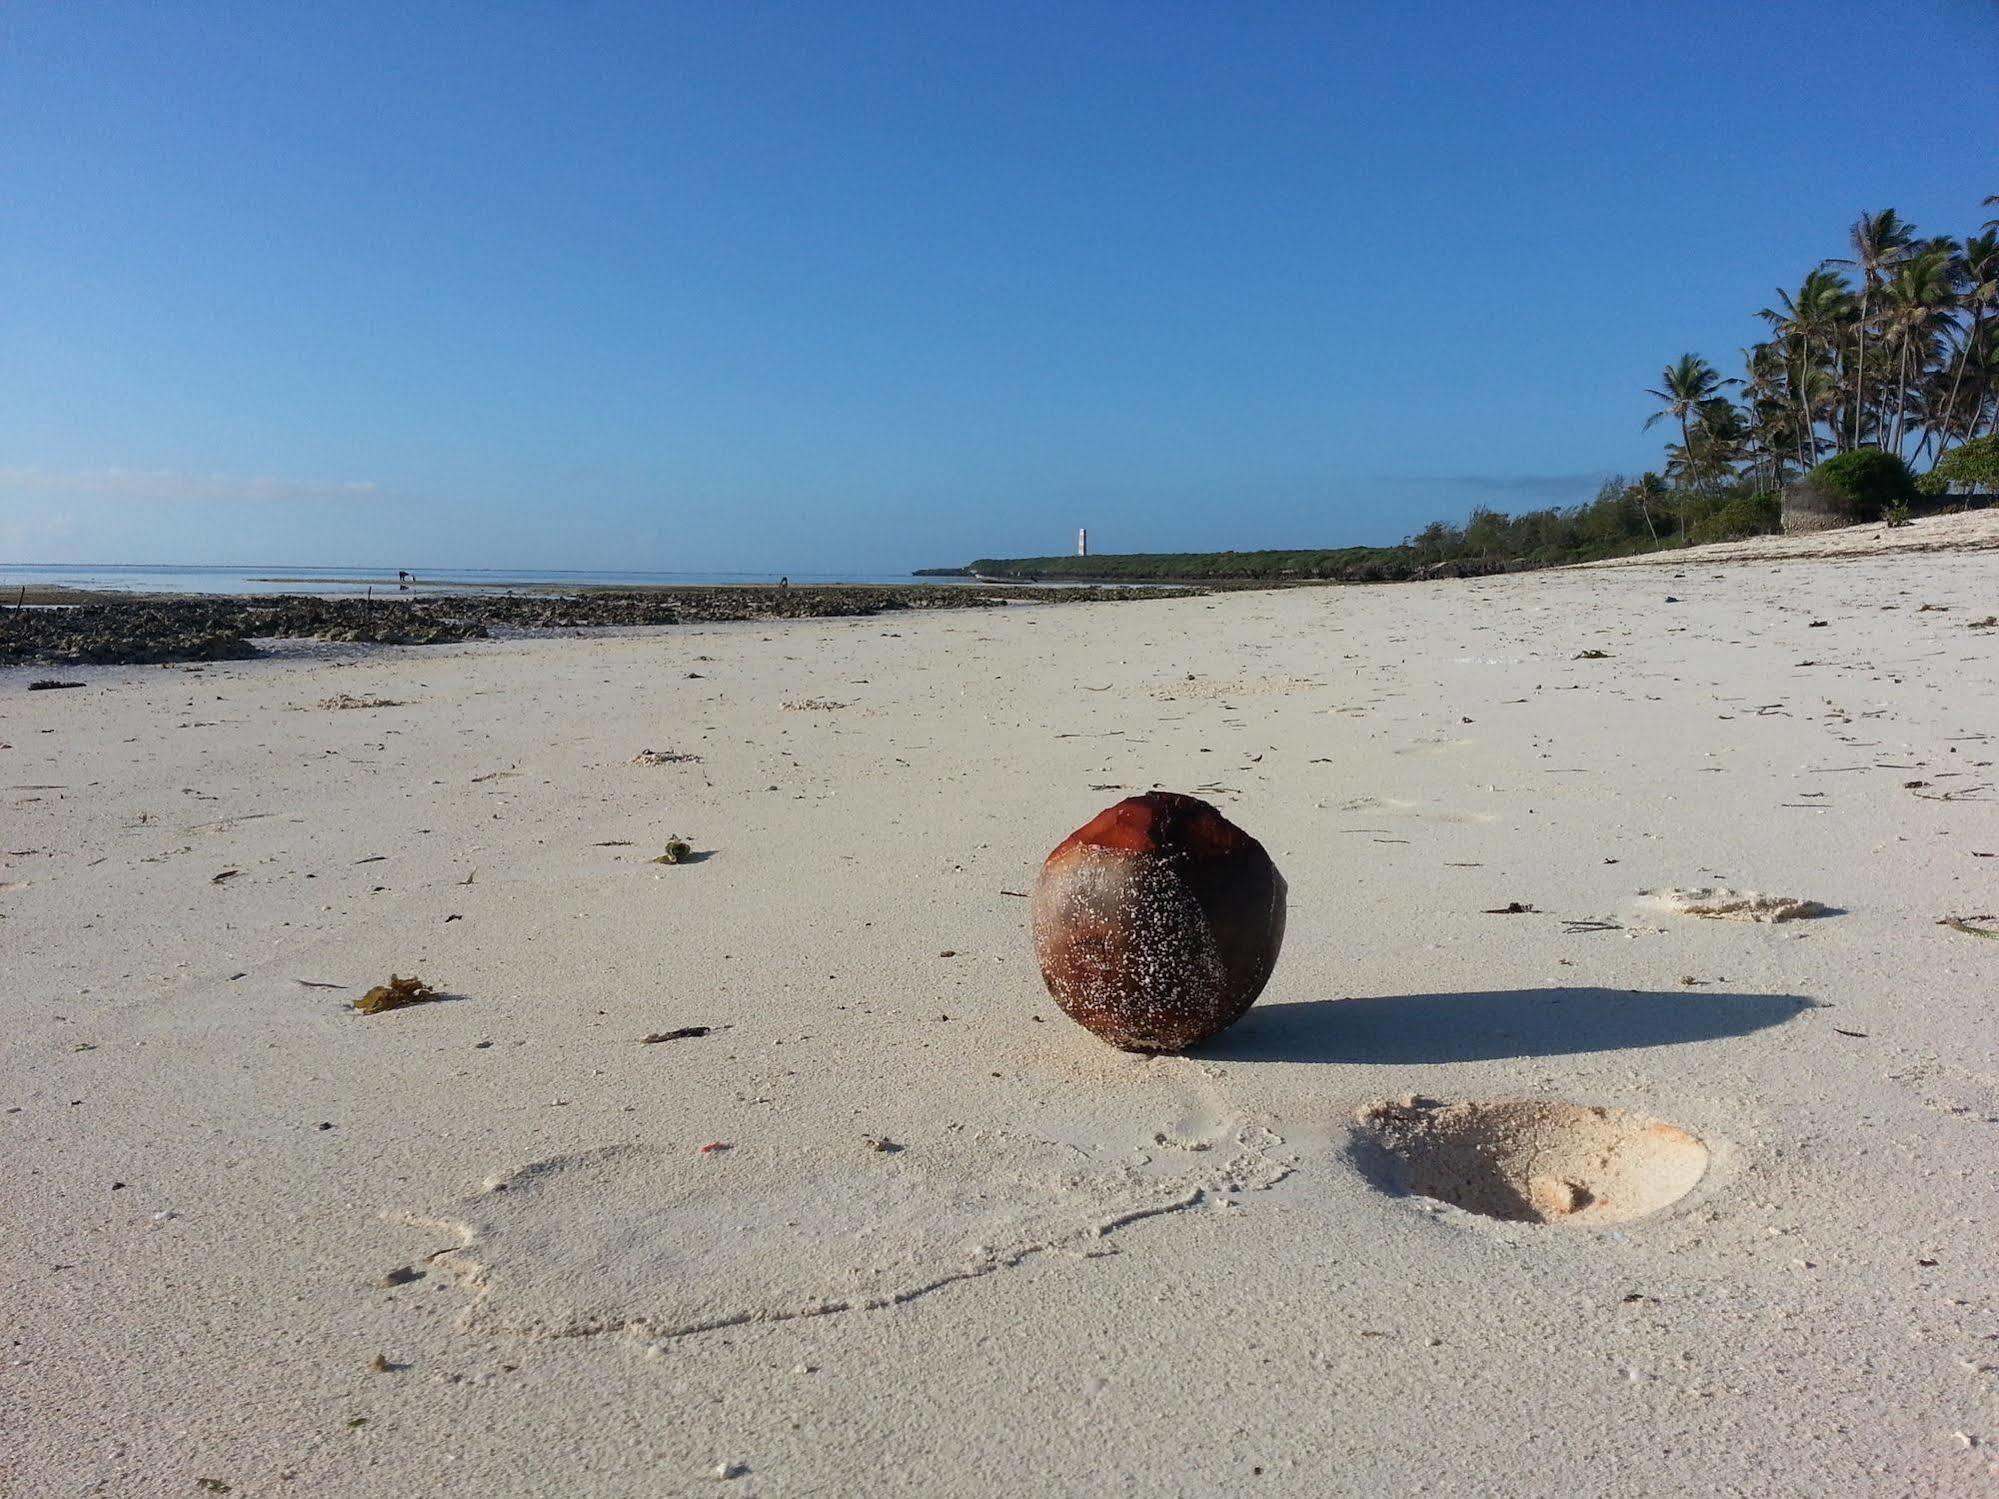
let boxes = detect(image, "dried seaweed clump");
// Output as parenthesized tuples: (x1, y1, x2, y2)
(1650, 888, 1832, 923)
(629, 748, 700, 766)
(353, 974, 438, 1015)
(652, 837, 694, 865)
(319, 694, 404, 710)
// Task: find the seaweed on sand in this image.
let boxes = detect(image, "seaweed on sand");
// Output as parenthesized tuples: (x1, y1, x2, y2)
(652, 837, 695, 865)
(353, 974, 439, 1014)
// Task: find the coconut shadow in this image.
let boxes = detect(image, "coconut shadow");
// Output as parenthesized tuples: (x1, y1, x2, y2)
(1194, 987, 1815, 1065)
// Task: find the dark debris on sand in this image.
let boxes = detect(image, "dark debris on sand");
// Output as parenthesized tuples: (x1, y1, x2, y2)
(3, 584, 1199, 667)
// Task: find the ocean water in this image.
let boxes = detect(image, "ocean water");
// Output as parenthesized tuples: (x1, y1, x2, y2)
(0, 563, 963, 598)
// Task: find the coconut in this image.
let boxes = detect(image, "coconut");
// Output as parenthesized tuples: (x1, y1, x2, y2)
(1031, 792, 1286, 1052)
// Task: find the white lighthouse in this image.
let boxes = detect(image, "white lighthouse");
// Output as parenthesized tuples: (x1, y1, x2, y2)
(1077, 527, 1089, 558)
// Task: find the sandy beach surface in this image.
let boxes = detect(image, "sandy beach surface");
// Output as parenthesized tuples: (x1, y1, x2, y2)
(7, 531, 1998, 1496)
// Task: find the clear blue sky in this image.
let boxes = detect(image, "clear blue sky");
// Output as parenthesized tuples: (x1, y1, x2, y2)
(3, 1, 1994, 572)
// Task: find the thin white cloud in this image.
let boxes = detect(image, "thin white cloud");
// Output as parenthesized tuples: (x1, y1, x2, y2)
(0, 466, 381, 503)
(1383, 472, 1613, 494)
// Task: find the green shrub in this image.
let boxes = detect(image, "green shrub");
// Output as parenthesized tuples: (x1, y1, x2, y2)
(1799, 450, 1918, 522)
(1924, 435, 1999, 494)
(1688, 491, 1781, 543)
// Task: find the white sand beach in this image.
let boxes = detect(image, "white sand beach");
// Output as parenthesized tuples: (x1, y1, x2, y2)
(7, 534, 1998, 1495)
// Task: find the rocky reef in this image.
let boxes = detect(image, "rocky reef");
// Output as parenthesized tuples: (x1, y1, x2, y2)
(3, 584, 1192, 668)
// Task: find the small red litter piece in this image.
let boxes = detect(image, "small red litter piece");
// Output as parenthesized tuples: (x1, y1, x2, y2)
(697, 1141, 730, 1154)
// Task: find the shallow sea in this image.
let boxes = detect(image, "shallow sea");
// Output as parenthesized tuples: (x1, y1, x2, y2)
(0, 563, 962, 598)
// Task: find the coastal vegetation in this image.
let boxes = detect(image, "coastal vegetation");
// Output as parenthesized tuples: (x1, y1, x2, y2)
(958, 547, 1425, 583)
(1921, 433, 1999, 494)
(1784, 449, 1919, 526)
(1637, 196, 1996, 493)
(951, 195, 1995, 584)
(957, 477, 1768, 583)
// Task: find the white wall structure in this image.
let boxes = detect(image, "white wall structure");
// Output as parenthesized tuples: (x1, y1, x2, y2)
(1078, 528, 1088, 557)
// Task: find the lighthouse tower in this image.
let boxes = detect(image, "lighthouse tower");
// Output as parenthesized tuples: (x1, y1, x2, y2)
(1077, 527, 1089, 557)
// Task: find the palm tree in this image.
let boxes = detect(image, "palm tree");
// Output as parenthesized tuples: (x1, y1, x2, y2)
(1694, 399, 1750, 485)
(1628, 472, 1668, 540)
(1878, 246, 1960, 457)
(1826, 209, 1917, 449)
(1663, 400, 1748, 495)
(1740, 342, 1801, 487)
(1794, 361, 1844, 467)
(1636, 194, 1999, 506)
(1939, 230, 1999, 453)
(1967, 319, 1999, 442)
(1644, 355, 1738, 478)
(1760, 269, 1853, 466)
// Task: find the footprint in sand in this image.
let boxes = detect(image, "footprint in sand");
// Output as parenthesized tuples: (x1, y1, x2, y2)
(1888, 1057, 1999, 1124)
(401, 1091, 1289, 1345)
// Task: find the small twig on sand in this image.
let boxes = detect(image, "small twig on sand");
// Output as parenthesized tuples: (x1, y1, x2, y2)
(1939, 917, 1999, 941)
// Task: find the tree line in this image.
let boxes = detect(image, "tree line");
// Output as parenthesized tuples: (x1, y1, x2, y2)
(1382, 194, 1998, 570)
(950, 196, 1999, 583)
(1646, 195, 1996, 490)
